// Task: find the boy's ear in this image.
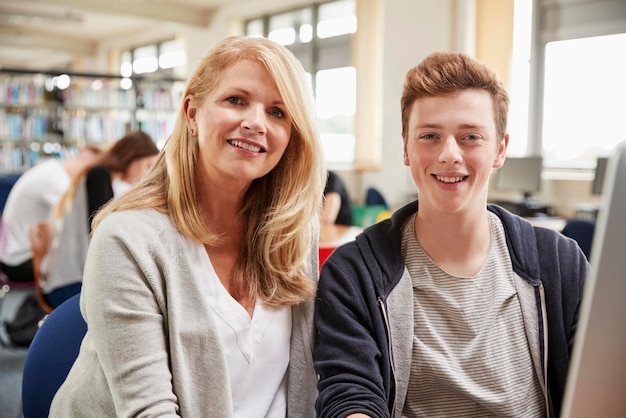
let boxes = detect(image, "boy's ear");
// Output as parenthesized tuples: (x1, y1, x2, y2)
(403, 141, 410, 166)
(493, 134, 509, 168)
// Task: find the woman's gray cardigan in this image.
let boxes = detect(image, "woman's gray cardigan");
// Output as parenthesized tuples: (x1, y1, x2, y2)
(50, 209, 318, 417)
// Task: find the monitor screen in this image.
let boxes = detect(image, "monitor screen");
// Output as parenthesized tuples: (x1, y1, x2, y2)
(591, 156, 608, 195)
(561, 142, 626, 417)
(494, 156, 543, 199)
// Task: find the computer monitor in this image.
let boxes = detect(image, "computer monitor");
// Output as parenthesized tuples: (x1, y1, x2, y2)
(591, 156, 608, 195)
(560, 141, 626, 417)
(494, 156, 543, 200)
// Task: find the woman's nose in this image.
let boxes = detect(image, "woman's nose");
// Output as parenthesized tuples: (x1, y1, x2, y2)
(241, 105, 267, 135)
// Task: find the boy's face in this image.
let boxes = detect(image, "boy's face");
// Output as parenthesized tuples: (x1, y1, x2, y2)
(403, 89, 508, 215)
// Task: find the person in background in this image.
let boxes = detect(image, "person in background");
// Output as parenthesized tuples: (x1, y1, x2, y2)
(0, 146, 102, 283)
(50, 35, 325, 417)
(42, 131, 159, 307)
(321, 170, 353, 225)
(314, 52, 588, 417)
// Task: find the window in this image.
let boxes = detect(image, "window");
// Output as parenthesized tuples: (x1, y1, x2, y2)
(246, 0, 357, 165)
(119, 39, 186, 79)
(520, 0, 626, 171)
(541, 33, 626, 168)
(507, 0, 533, 157)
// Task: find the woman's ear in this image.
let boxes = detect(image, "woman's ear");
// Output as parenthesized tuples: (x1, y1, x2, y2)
(493, 134, 509, 168)
(183, 96, 197, 135)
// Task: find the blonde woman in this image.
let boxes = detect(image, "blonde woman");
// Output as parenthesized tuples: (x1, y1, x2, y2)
(50, 35, 325, 417)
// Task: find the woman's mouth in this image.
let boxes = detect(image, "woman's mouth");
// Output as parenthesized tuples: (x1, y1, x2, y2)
(228, 140, 265, 153)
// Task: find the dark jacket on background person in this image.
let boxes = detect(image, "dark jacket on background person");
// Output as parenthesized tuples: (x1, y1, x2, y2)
(314, 201, 588, 418)
(324, 171, 353, 226)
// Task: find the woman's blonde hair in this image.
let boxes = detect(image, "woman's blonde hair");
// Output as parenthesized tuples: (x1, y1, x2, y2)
(93, 36, 326, 306)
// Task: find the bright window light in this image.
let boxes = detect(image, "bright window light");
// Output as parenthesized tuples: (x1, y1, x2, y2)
(300, 24, 313, 43)
(318, 0, 356, 39)
(542, 33, 626, 166)
(316, 66, 356, 164)
(133, 56, 158, 74)
(269, 27, 296, 45)
(55, 74, 70, 90)
(159, 51, 186, 69)
(90, 79, 103, 91)
(133, 45, 158, 74)
(247, 19, 264, 37)
(316, 67, 356, 118)
(120, 61, 132, 78)
(120, 78, 133, 90)
(321, 133, 355, 164)
(507, 0, 532, 157)
(159, 39, 186, 69)
(120, 50, 132, 77)
(317, 15, 357, 38)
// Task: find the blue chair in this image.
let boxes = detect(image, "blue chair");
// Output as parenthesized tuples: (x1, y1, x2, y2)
(365, 187, 389, 209)
(22, 293, 87, 418)
(561, 218, 596, 259)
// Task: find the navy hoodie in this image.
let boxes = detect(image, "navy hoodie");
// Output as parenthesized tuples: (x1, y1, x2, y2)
(314, 201, 588, 418)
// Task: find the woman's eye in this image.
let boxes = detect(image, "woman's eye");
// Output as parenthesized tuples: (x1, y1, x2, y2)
(269, 107, 285, 118)
(227, 96, 242, 105)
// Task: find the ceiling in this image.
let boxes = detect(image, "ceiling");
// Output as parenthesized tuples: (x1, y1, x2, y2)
(0, 0, 234, 72)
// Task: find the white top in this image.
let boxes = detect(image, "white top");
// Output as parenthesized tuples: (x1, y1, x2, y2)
(0, 159, 70, 266)
(206, 258, 291, 418)
(112, 179, 132, 196)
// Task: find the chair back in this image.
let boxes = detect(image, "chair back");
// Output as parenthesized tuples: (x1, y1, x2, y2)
(28, 221, 55, 313)
(561, 218, 596, 259)
(21, 293, 87, 418)
(365, 187, 389, 209)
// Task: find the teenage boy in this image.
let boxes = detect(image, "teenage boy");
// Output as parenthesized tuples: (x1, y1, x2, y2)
(314, 52, 588, 418)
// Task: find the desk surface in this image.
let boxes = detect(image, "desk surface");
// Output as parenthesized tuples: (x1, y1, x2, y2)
(524, 216, 567, 232)
(319, 223, 363, 248)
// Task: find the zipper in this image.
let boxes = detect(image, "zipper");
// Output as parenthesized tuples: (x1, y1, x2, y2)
(538, 284, 550, 417)
(378, 296, 397, 417)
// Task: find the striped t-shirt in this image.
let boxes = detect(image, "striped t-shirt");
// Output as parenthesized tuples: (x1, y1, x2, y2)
(400, 212, 545, 417)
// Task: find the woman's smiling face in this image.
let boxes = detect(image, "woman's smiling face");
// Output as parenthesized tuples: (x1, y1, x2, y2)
(185, 59, 292, 190)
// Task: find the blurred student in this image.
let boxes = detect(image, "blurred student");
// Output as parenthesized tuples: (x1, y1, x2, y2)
(314, 52, 588, 417)
(50, 35, 324, 417)
(0, 146, 101, 282)
(42, 131, 159, 307)
(321, 170, 353, 225)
